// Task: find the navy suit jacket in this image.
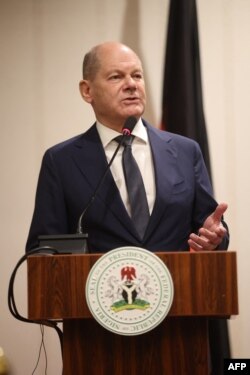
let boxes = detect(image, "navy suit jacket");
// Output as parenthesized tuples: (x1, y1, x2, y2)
(26, 120, 228, 252)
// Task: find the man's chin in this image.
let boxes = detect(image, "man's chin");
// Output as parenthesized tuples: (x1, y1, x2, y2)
(122, 108, 144, 120)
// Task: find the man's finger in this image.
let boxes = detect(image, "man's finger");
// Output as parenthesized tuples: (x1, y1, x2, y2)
(212, 202, 228, 222)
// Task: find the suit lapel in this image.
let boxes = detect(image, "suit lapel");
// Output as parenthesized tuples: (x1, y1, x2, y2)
(71, 124, 139, 239)
(144, 124, 184, 241)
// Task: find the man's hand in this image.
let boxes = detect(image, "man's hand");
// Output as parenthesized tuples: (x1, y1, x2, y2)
(188, 203, 228, 251)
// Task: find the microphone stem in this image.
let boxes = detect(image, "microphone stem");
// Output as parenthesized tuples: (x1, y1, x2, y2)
(77, 134, 126, 234)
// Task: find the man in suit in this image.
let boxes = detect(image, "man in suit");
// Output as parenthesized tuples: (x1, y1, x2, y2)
(26, 41, 228, 253)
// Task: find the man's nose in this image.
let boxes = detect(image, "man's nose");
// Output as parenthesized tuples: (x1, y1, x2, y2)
(124, 76, 137, 89)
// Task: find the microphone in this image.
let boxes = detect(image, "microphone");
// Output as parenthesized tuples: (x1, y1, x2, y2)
(76, 115, 137, 235)
(38, 116, 137, 254)
(122, 115, 137, 136)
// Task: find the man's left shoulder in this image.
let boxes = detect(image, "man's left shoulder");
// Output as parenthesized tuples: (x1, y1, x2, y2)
(143, 119, 198, 147)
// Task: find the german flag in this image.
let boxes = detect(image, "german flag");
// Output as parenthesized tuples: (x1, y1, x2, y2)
(161, 0, 211, 179)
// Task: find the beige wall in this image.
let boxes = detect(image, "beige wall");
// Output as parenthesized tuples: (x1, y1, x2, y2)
(0, 0, 249, 373)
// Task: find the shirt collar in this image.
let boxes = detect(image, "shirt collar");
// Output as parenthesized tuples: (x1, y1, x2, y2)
(96, 118, 148, 148)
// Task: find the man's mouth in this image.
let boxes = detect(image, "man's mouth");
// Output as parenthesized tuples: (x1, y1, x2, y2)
(123, 97, 140, 102)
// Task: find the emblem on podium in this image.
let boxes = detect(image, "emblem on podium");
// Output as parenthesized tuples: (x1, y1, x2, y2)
(86, 247, 174, 336)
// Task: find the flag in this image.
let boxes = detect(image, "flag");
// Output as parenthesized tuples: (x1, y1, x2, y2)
(161, 0, 212, 178)
(161, 0, 231, 373)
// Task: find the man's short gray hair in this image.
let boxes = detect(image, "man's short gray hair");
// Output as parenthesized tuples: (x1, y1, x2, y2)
(82, 46, 101, 80)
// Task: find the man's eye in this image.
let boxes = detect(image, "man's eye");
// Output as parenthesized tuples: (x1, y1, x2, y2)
(109, 75, 120, 80)
(134, 73, 143, 80)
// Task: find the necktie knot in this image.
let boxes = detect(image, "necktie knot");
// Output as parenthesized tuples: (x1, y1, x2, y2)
(114, 135, 134, 147)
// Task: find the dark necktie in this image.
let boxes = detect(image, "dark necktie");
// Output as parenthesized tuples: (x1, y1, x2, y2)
(115, 135, 150, 239)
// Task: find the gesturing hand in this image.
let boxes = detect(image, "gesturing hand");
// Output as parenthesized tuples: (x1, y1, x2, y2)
(188, 203, 228, 251)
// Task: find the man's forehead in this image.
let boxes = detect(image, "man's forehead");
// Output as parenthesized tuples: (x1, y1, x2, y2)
(105, 61, 143, 71)
(99, 56, 143, 73)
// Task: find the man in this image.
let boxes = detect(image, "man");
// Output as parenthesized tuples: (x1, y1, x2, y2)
(26, 41, 228, 253)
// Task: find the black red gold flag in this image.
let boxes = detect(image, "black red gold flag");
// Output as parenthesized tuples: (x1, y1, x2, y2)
(161, 0, 211, 178)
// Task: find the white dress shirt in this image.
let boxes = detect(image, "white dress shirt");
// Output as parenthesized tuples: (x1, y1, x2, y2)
(96, 119, 156, 216)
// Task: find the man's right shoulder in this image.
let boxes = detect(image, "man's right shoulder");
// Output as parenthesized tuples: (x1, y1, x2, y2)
(47, 133, 83, 153)
(45, 122, 97, 156)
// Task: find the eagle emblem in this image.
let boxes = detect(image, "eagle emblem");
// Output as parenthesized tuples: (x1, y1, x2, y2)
(105, 266, 154, 312)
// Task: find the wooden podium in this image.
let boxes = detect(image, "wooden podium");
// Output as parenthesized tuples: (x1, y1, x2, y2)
(27, 251, 238, 375)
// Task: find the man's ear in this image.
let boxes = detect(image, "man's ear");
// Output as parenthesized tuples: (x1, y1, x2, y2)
(79, 80, 92, 103)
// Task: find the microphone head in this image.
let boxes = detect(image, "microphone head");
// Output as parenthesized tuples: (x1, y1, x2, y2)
(122, 116, 137, 136)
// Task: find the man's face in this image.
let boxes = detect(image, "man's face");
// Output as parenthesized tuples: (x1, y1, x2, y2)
(81, 44, 146, 131)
